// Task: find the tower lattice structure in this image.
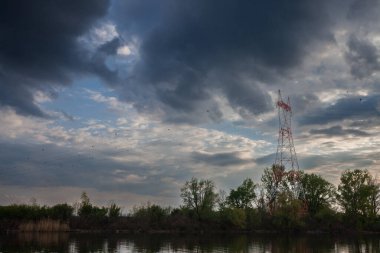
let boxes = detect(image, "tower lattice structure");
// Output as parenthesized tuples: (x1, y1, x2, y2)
(274, 90, 299, 171)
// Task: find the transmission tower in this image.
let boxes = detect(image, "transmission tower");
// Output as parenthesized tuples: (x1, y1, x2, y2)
(274, 90, 299, 171)
(268, 91, 304, 213)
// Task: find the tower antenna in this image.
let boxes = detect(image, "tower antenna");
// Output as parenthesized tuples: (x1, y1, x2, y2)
(274, 90, 299, 171)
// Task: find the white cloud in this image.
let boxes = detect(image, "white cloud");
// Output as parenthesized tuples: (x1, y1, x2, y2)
(85, 89, 133, 113)
(117, 45, 131, 56)
(93, 23, 118, 43)
(0, 94, 272, 206)
(78, 21, 119, 50)
(3, 79, 380, 207)
(113, 172, 146, 184)
(33, 90, 53, 104)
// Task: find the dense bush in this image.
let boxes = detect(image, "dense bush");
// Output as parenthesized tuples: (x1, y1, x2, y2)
(50, 204, 74, 220)
(130, 204, 171, 230)
(108, 203, 122, 218)
(219, 207, 246, 229)
(0, 204, 73, 220)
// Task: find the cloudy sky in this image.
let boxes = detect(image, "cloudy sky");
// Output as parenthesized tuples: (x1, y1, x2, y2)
(1, 0, 380, 210)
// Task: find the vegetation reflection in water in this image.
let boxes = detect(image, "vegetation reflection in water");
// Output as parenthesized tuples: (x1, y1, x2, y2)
(1, 233, 380, 253)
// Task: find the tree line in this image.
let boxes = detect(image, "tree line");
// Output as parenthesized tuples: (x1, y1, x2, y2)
(1, 167, 380, 232)
(179, 166, 380, 231)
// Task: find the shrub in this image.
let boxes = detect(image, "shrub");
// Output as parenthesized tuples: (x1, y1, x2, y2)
(219, 208, 246, 229)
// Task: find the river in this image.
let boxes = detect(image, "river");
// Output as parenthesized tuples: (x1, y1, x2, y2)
(1, 232, 380, 252)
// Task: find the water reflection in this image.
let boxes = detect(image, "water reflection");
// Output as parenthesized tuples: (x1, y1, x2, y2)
(0, 232, 380, 252)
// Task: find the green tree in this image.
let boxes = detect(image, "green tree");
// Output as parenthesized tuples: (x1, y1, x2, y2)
(300, 173, 335, 215)
(78, 191, 92, 217)
(77, 192, 108, 219)
(180, 177, 218, 220)
(272, 191, 305, 230)
(219, 207, 247, 229)
(261, 165, 287, 212)
(337, 169, 379, 218)
(80, 192, 90, 206)
(131, 203, 170, 229)
(227, 178, 257, 209)
(368, 176, 380, 217)
(108, 203, 122, 218)
(50, 203, 74, 220)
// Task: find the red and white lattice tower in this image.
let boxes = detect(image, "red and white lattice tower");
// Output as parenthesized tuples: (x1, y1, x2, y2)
(274, 90, 299, 171)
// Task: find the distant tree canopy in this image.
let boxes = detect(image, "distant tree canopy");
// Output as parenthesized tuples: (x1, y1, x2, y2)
(226, 178, 257, 209)
(0, 203, 73, 220)
(337, 169, 380, 218)
(261, 165, 304, 212)
(180, 177, 218, 220)
(3, 168, 380, 232)
(78, 192, 120, 219)
(261, 165, 286, 211)
(300, 173, 335, 215)
(108, 203, 122, 218)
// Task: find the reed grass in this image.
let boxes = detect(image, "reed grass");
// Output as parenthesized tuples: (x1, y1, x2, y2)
(18, 219, 69, 232)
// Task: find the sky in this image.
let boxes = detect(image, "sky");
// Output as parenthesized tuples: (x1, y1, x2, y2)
(1, 0, 380, 210)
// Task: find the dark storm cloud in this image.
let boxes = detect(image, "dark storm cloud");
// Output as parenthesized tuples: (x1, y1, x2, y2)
(0, 142, 118, 188)
(300, 153, 375, 170)
(298, 155, 330, 170)
(310, 125, 371, 137)
(345, 0, 380, 79)
(192, 151, 252, 167)
(98, 38, 121, 55)
(299, 95, 380, 125)
(345, 35, 380, 79)
(349, 118, 380, 128)
(254, 153, 275, 166)
(290, 93, 320, 113)
(112, 0, 335, 122)
(222, 75, 274, 117)
(0, 141, 189, 197)
(0, 0, 111, 117)
(347, 0, 380, 23)
(255, 152, 375, 171)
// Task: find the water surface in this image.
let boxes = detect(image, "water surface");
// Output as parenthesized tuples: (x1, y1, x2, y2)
(1, 232, 380, 252)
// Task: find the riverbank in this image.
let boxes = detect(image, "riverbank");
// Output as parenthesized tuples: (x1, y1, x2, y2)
(2, 217, 380, 235)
